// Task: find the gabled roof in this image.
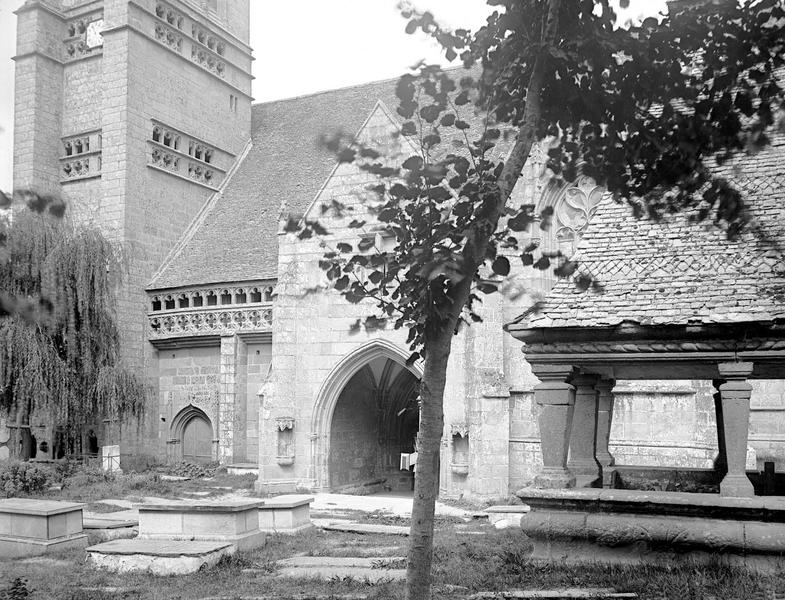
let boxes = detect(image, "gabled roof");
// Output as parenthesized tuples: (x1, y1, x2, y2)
(148, 76, 410, 290)
(511, 136, 785, 330)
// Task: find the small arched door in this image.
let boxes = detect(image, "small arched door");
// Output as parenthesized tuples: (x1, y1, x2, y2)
(182, 415, 213, 463)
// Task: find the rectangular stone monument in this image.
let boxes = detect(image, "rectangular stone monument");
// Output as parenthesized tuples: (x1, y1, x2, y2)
(101, 444, 120, 472)
(258, 494, 314, 534)
(137, 499, 265, 551)
(87, 539, 232, 575)
(0, 498, 87, 558)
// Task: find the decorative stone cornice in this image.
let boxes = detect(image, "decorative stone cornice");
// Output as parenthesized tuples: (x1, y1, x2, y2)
(276, 417, 295, 432)
(450, 422, 469, 438)
(523, 337, 785, 356)
(148, 282, 275, 341)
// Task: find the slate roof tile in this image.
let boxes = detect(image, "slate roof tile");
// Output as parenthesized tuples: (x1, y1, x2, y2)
(149, 68, 485, 291)
(516, 140, 785, 329)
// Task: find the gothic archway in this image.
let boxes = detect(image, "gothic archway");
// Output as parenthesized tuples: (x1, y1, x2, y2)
(170, 404, 216, 463)
(310, 339, 423, 491)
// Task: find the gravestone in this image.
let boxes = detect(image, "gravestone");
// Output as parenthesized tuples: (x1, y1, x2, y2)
(0, 499, 87, 558)
(258, 494, 314, 534)
(102, 445, 121, 472)
(137, 499, 265, 550)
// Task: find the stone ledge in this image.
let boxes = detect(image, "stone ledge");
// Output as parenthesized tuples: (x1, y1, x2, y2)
(0, 498, 85, 516)
(516, 487, 785, 522)
(0, 532, 88, 559)
(138, 529, 265, 552)
(261, 494, 313, 509)
(137, 500, 262, 512)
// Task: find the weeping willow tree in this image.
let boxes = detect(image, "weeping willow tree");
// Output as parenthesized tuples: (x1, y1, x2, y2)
(0, 206, 146, 440)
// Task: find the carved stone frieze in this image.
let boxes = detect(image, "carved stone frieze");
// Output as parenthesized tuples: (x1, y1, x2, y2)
(155, 2, 184, 30)
(150, 283, 275, 313)
(191, 24, 226, 56)
(187, 162, 215, 185)
(191, 47, 226, 78)
(147, 121, 227, 187)
(155, 22, 183, 53)
(450, 422, 469, 438)
(276, 417, 295, 432)
(64, 14, 103, 59)
(149, 306, 272, 339)
(151, 148, 180, 173)
(523, 337, 785, 355)
(61, 155, 100, 180)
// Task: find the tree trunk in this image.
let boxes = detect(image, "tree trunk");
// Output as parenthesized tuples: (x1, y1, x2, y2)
(404, 4, 563, 598)
(405, 326, 454, 600)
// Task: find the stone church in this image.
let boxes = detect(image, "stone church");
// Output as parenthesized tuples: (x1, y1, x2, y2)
(8, 0, 785, 499)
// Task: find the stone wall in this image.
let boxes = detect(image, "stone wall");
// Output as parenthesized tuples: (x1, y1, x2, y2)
(157, 344, 221, 461)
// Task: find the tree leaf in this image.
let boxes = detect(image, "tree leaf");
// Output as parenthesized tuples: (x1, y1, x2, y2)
(491, 256, 510, 276)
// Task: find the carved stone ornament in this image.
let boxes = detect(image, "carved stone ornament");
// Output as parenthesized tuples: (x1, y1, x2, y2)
(450, 422, 469, 438)
(554, 175, 604, 241)
(276, 417, 295, 432)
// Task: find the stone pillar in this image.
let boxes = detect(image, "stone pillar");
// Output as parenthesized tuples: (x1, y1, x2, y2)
(218, 335, 238, 463)
(595, 379, 616, 487)
(568, 374, 601, 487)
(712, 379, 728, 475)
(717, 362, 755, 498)
(532, 365, 576, 489)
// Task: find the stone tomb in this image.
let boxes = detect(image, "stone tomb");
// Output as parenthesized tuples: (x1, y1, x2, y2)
(137, 499, 265, 551)
(512, 488, 785, 569)
(258, 494, 314, 534)
(0, 499, 87, 558)
(87, 539, 232, 575)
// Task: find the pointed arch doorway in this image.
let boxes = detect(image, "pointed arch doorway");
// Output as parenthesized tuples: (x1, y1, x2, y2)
(311, 340, 423, 492)
(171, 405, 216, 464)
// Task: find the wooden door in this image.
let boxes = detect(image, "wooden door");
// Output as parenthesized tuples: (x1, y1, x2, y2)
(182, 416, 212, 463)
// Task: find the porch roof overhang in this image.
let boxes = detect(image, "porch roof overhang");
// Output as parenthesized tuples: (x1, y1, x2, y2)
(505, 319, 785, 380)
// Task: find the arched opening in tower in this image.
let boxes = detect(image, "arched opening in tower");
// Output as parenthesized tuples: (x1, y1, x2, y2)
(329, 356, 420, 492)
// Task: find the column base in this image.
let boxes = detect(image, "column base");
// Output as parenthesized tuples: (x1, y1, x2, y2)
(720, 473, 754, 498)
(534, 468, 575, 489)
(567, 460, 601, 488)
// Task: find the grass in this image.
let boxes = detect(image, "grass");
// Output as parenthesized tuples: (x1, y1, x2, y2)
(3, 525, 785, 599)
(17, 467, 259, 505)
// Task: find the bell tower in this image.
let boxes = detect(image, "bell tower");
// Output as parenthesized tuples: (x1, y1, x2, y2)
(13, 0, 253, 456)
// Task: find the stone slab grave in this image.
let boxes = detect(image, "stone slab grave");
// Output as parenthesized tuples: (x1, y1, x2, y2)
(83, 516, 138, 543)
(276, 555, 406, 582)
(86, 539, 232, 575)
(0, 498, 87, 558)
(485, 505, 531, 530)
(315, 519, 410, 536)
(470, 591, 637, 599)
(137, 499, 265, 550)
(258, 494, 314, 534)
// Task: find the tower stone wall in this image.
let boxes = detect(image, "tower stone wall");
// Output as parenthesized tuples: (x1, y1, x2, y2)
(12, 0, 253, 459)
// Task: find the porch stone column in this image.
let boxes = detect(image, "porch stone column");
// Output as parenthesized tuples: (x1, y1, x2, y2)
(568, 374, 601, 488)
(712, 379, 728, 475)
(595, 379, 616, 488)
(532, 365, 576, 489)
(717, 362, 754, 498)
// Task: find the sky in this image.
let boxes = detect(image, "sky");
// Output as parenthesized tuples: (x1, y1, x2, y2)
(0, 0, 668, 192)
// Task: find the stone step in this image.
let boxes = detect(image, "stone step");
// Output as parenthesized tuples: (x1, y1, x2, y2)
(278, 556, 404, 568)
(335, 545, 405, 557)
(470, 590, 637, 599)
(313, 519, 409, 536)
(83, 517, 138, 529)
(276, 566, 406, 582)
(86, 539, 232, 575)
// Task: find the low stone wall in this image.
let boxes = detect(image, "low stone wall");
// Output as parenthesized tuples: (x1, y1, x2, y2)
(513, 488, 785, 567)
